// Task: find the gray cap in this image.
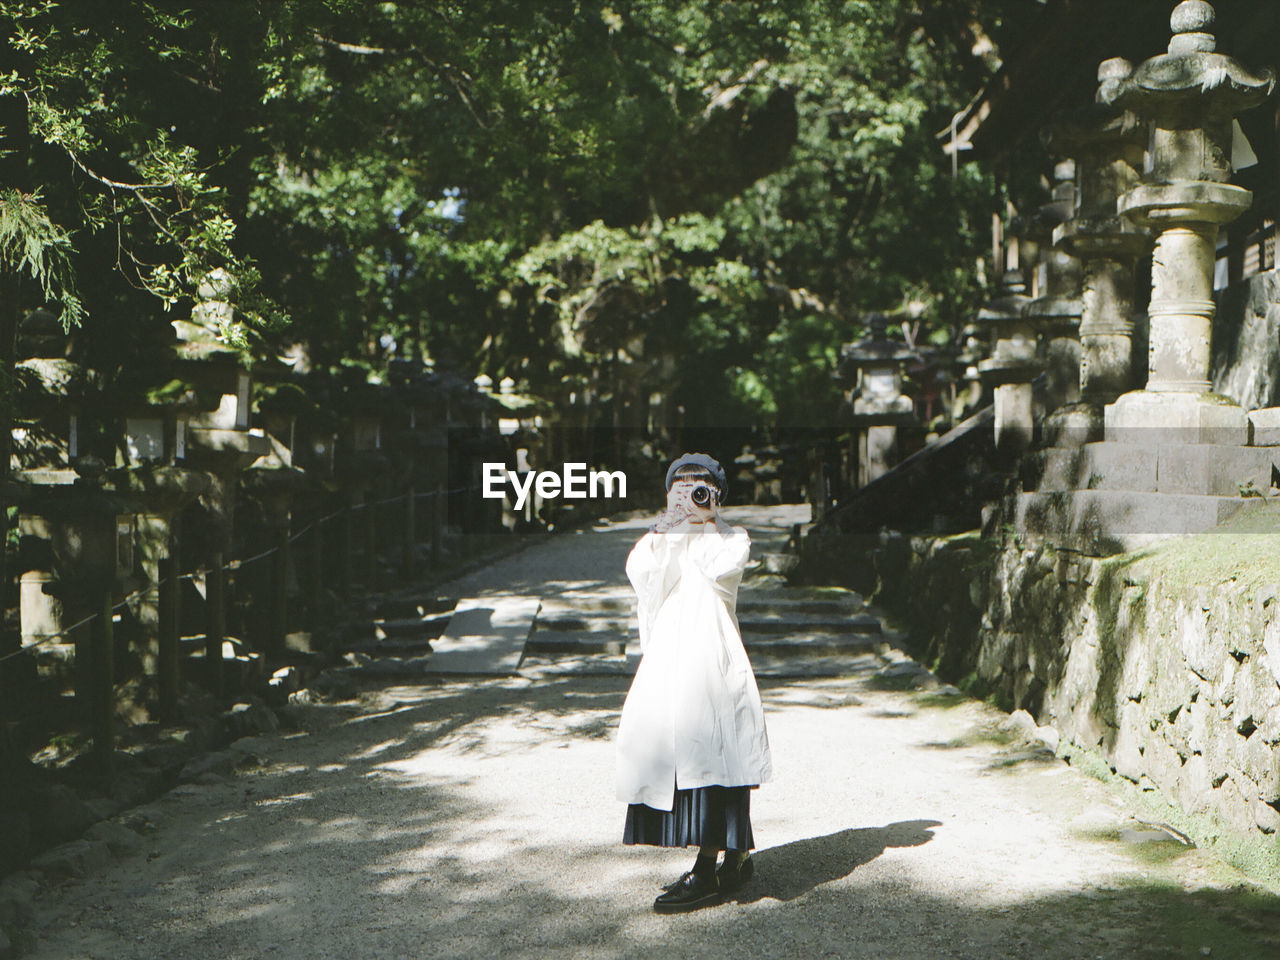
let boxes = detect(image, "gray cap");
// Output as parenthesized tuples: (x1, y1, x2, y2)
(664, 452, 727, 497)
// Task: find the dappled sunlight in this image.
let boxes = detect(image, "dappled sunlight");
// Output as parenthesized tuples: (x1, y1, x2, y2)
(349, 738, 400, 760)
(250, 791, 315, 809)
(26, 672, 1280, 960)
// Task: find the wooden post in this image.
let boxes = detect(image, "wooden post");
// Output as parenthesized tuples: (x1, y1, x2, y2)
(270, 523, 289, 660)
(362, 491, 377, 590)
(309, 519, 325, 632)
(206, 552, 225, 696)
(340, 501, 354, 598)
(401, 486, 416, 579)
(90, 590, 115, 774)
(463, 480, 476, 558)
(431, 485, 444, 567)
(157, 555, 179, 723)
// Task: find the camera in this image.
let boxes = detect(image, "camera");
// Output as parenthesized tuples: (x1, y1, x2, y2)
(690, 483, 715, 507)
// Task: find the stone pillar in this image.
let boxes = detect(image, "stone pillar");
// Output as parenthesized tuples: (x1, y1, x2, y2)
(1045, 58, 1150, 444)
(1105, 1, 1275, 444)
(1024, 159, 1084, 415)
(977, 267, 1034, 455)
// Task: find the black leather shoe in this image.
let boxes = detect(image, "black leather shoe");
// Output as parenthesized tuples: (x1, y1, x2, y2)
(716, 855, 754, 894)
(659, 869, 694, 893)
(653, 870, 720, 913)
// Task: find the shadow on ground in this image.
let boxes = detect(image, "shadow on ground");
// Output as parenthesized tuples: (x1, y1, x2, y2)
(25, 675, 1280, 960)
(738, 819, 943, 903)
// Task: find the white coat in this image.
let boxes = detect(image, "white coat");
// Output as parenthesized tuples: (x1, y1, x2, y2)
(615, 519, 772, 811)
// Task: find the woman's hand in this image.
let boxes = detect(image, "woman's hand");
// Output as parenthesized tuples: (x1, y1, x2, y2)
(668, 478, 718, 526)
(650, 483, 692, 533)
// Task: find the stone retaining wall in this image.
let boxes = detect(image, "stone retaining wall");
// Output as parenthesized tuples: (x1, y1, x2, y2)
(852, 509, 1280, 865)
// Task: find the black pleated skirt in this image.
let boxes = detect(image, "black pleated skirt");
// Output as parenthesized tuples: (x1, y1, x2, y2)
(623, 784, 756, 850)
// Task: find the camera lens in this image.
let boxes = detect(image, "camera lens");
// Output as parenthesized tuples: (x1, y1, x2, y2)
(691, 485, 711, 507)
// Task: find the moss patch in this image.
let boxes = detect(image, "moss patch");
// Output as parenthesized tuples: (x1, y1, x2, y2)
(1133, 501, 1280, 597)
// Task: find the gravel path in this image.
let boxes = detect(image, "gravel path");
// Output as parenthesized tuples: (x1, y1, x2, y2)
(23, 509, 1280, 959)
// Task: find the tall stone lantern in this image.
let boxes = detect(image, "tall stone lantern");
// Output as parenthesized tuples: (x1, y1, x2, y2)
(976, 266, 1035, 455)
(1024, 158, 1084, 417)
(1105, 1, 1275, 445)
(837, 313, 917, 489)
(1046, 58, 1152, 445)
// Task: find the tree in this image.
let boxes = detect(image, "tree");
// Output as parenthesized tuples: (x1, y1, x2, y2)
(1, 0, 1035, 439)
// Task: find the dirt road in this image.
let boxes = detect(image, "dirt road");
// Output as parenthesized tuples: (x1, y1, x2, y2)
(22, 510, 1280, 959)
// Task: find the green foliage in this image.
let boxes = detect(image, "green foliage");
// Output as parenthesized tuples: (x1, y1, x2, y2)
(0, 0, 1022, 428)
(0, 187, 82, 327)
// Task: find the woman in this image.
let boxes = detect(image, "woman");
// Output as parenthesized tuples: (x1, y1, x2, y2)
(616, 452, 772, 913)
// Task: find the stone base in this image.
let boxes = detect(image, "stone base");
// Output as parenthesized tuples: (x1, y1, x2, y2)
(1249, 408, 1280, 446)
(1104, 390, 1251, 445)
(1010, 489, 1262, 556)
(1031, 441, 1280, 497)
(1042, 402, 1104, 448)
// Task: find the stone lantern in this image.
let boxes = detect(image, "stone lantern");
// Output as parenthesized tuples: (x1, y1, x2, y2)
(107, 417, 209, 721)
(175, 280, 270, 693)
(1024, 159, 1084, 416)
(10, 308, 95, 482)
(837, 313, 917, 488)
(334, 376, 392, 590)
(1046, 57, 1152, 444)
(1013, 3, 1279, 554)
(18, 458, 139, 766)
(1106, 1, 1275, 445)
(388, 359, 448, 570)
(976, 266, 1035, 455)
(119, 402, 192, 467)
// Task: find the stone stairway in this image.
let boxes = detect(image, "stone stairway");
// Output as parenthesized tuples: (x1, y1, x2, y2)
(328, 581, 910, 682)
(335, 597, 453, 678)
(323, 505, 931, 684)
(1013, 439, 1280, 554)
(520, 583, 896, 679)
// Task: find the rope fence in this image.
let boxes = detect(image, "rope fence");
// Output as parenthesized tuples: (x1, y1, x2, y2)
(0, 481, 481, 666)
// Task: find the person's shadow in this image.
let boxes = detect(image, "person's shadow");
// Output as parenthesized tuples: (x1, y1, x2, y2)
(734, 819, 943, 903)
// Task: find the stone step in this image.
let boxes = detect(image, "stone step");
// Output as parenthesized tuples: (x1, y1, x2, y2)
(520, 650, 886, 680)
(1031, 442, 1280, 497)
(349, 635, 437, 656)
(536, 596, 634, 616)
(531, 611, 878, 637)
(535, 615, 633, 633)
(748, 650, 886, 679)
(426, 597, 541, 675)
(371, 614, 452, 641)
(744, 633, 882, 656)
(525, 630, 631, 656)
(526, 627, 881, 659)
(343, 651, 434, 677)
(737, 613, 881, 634)
(536, 591, 866, 619)
(1013, 489, 1264, 555)
(737, 595, 867, 615)
(530, 614, 879, 639)
(366, 597, 457, 620)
